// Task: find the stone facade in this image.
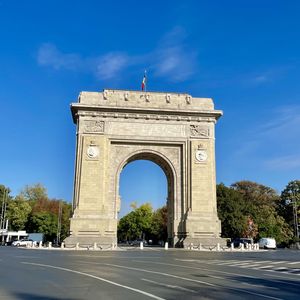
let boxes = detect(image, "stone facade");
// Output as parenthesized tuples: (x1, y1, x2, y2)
(64, 89, 224, 248)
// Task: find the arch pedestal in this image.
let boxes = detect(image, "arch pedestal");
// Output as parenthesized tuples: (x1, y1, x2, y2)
(64, 90, 225, 248)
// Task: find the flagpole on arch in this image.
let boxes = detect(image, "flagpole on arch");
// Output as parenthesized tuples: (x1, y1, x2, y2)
(141, 70, 147, 92)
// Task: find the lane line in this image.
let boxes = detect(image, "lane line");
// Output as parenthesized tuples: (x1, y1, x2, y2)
(240, 264, 262, 268)
(263, 273, 300, 286)
(271, 261, 288, 265)
(21, 262, 166, 300)
(241, 282, 279, 290)
(133, 260, 300, 286)
(141, 278, 198, 293)
(103, 263, 216, 287)
(287, 261, 300, 265)
(102, 262, 282, 300)
(255, 265, 274, 269)
(170, 259, 300, 280)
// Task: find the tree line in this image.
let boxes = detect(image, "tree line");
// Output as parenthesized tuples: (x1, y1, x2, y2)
(0, 183, 71, 242)
(118, 180, 300, 246)
(1, 179, 299, 246)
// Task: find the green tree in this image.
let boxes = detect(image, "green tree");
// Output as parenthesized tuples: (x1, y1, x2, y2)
(230, 181, 292, 244)
(151, 206, 168, 243)
(6, 197, 32, 231)
(118, 203, 154, 241)
(27, 212, 58, 241)
(20, 183, 48, 202)
(217, 183, 248, 238)
(280, 180, 300, 240)
(0, 185, 12, 230)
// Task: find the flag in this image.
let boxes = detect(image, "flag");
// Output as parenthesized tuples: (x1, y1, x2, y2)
(141, 71, 147, 91)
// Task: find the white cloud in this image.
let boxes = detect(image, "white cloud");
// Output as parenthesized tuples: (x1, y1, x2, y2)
(265, 154, 300, 170)
(37, 43, 129, 80)
(258, 105, 300, 139)
(152, 26, 197, 82)
(37, 26, 198, 82)
(37, 43, 82, 71)
(95, 53, 128, 80)
(230, 104, 300, 171)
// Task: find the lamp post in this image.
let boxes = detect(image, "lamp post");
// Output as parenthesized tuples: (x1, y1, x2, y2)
(286, 196, 299, 247)
(292, 199, 299, 239)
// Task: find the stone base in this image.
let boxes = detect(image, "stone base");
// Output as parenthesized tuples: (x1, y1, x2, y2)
(64, 235, 117, 249)
(183, 237, 226, 249)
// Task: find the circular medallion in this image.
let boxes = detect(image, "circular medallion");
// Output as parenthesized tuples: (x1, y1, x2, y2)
(195, 150, 207, 162)
(87, 146, 99, 158)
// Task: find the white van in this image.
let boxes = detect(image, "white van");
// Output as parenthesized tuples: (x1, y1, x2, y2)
(258, 238, 276, 249)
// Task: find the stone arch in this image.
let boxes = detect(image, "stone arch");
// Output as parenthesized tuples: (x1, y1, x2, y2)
(65, 89, 225, 248)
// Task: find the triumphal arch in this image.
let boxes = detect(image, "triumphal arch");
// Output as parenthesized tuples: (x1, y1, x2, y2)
(64, 89, 224, 248)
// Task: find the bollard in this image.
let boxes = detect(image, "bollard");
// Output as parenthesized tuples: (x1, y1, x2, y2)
(190, 242, 193, 250)
(240, 243, 244, 251)
(93, 242, 97, 250)
(140, 241, 144, 250)
(231, 243, 234, 251)
(199, 243, 202, 251)
(39, 241, 43, 248)
(48, 242, 52, 249)
(164, 242, 168, 250)
(217, 243, 220, 251)
(76, 242, 79, 250)
(61, 242, 65, 249)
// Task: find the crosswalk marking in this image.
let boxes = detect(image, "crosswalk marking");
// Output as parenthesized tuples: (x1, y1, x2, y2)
(270, 261, 288, 264)
(175, 258, 300, 275)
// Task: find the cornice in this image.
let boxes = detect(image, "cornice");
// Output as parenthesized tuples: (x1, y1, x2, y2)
(70, 103, 223, 124)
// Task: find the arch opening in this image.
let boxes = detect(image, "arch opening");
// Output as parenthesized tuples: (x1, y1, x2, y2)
(116, 153, 176, 246)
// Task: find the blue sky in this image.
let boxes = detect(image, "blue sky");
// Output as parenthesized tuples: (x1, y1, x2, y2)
(1, 1, 300, 216)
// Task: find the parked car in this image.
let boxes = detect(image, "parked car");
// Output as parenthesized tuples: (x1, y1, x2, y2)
(12, 239, 33, 247)
(232, 238, 253, 248)
(258, 238, 276, 249)
(130, 239, 148, 246)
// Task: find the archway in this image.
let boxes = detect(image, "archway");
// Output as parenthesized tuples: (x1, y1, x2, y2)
(117, 154, 174, 245)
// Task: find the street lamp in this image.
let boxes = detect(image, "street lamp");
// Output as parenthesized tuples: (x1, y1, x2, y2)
(286, 198, 299, 240)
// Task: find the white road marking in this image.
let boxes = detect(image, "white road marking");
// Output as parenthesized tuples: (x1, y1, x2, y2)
(263, 273, 300, 285)
(21, 262, 166, 300)
(215, 261, 242, 265)
(103, 262, 283, 300)
(103, 263, 216, 287)
(241, 282, 279, 290)
(287, 261, 300, 265)
(255, 265, 274, 269)
(272, 267, 289, 271)
(141, 278, 198, 293)
(270, 261, 288, 265)
(133, 260, 300, 287)
(240, 264, 262, 268)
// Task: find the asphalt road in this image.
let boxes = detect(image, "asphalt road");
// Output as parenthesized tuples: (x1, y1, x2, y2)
(0, 247, 299, 300)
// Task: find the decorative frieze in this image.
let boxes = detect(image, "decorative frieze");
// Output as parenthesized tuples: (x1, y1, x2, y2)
(77, 111, 216, 123)
(190, 125, 210, 137)
(83, 120, 104, 133)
